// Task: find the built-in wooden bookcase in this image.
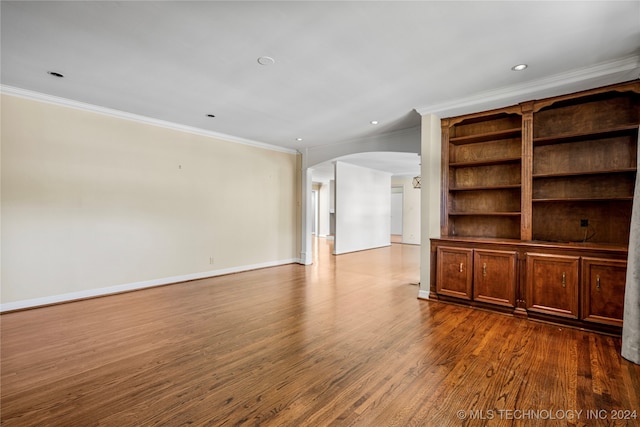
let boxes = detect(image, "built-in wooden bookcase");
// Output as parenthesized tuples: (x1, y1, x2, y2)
(531, 89, 639, 245)
(442, 110, 523, 239)
(432, 81, 640, 333)
(441, 82, 639, 245)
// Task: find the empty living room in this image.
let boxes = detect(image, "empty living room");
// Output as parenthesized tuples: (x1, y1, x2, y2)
(2, 1, 640, 426)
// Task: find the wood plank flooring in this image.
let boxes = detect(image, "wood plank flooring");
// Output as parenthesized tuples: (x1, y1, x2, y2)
(1, 238, 639, 426)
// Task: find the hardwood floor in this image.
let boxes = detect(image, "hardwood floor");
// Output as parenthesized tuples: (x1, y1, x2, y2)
(1, 238, 639, 426)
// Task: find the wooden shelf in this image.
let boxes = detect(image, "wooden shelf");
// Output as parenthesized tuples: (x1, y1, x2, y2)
(533, 124, 639, 146)
(449, 212, 521, 216)
(532, 168, 637, 179)
(532, 197, 634, 203)
(450, 184, 521, 191)
(449, 127, 521, 145)
(434, 236, 629, 252)
(442, 81, 638, 243)
(444, 112, 522, 239)
(450, 157, 521, 168)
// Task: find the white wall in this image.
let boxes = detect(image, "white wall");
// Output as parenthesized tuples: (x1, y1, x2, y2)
(390, 189, 403, 235)
(317, 182, 330, 237)
(391, 176, 421, 244)
(1, 94, 299, 309)
(334, 161, 391, 254)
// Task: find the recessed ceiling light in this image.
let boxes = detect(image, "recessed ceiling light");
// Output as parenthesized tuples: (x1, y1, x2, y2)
(370, 120, 379, 125)
(47, 71, 64, 78)
(296, 138, 303, 142)
(206, 114, 215, 118)
(511, 64, 528, 71)
(257, 56, 275, 66)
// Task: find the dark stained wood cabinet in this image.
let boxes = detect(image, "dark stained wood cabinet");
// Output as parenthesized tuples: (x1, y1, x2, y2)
(436, 246, 473, 300)
(431, 237, 628, 333)
(525, 253, 579, 319)
(431, 81, 639, 334)
(473, 249, 517, 308)
(436, 246, 517, 308)
(581, 257, 627, 327)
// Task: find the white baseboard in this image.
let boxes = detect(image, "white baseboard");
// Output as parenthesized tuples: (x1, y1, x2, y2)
(418, 289, 430, 300)
(333, 243, 391, 256)
(0, 258, 300, 312)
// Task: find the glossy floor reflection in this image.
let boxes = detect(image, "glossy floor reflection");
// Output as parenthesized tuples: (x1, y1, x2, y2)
(2, 239, 638, 426)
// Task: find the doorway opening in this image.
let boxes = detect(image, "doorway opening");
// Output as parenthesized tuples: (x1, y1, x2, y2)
(391, 186, 403, 243)
(311, 189, 318, 236)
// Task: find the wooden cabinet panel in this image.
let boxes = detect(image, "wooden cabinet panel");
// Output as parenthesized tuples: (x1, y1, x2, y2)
(581, 257, 627, 327)
(449, 137, 521, 164)
(526, 253, 579, 318)
(442, 111, 523, 240)
(436, 246, 473, 300)
(530, 88, 639, 246)
(450, 164, 521, 189)
(473, 250, 517, 307)
(531, 201, 633, 245)
(533, 92, 639, 138)
(451, 189, 521, 213)
(449, 216, 521, 240)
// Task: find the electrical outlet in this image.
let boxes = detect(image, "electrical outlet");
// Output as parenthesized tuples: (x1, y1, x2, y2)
(580, 219, 589, 227)
(209, 256, 214, 265)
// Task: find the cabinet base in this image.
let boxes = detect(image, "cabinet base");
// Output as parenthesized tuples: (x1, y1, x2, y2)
(526, 311, 622, 336)
(426, 297, 623, 336)
(513, 307, 528, 318)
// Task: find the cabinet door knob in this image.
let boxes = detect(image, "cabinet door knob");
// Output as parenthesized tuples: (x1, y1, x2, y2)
(596, 274, 600, 290)
(459, 262, 464, 272)
(482, 263, 487, 276)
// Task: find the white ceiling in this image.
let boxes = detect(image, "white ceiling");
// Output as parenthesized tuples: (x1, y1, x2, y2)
(2, 1, 639, 159)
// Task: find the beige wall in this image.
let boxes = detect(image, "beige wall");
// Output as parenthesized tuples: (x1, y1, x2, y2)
(1, 94, 299, 307)
(419, 113, 442, 299)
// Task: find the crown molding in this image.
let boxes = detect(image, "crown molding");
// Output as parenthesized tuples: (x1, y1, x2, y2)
(415, 55, 640, 117)
(0, 85, 298, 155)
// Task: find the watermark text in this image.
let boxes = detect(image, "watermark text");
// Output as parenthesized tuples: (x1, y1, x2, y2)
(456, 409, 637, 421)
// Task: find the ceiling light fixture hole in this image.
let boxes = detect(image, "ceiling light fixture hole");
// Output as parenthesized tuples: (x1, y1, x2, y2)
(511, 64, 528, 71)
(257, 56, 275, 66)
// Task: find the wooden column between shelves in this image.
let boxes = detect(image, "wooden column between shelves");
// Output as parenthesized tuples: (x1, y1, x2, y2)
(520, 101, 534, 241)
(440, 119, 451, 237)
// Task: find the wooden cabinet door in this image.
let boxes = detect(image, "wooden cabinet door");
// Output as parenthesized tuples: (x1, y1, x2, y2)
(525, 253, 579, 318)
(581, 257, 626, 327)
(436, 246, 473, 300)
(473, 250, 517, 307)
